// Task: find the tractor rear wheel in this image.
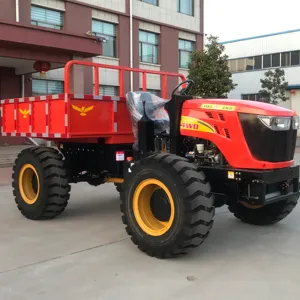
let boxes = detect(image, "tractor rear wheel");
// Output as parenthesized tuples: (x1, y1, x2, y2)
(120, 153, 215, 258)
(228, 198, 298, 225)
(12, 147, 71, 220)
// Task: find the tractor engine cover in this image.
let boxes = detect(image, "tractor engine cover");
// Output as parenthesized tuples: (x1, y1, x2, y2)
(180, 98, 298, 170)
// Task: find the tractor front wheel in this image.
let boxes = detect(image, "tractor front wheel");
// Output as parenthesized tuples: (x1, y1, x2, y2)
(12, 147, 71, 220)
(228, 198, 298, 225)
(120, 153, 215, 258)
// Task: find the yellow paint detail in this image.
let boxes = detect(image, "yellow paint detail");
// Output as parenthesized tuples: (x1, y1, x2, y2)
(228, 171, 235, 179)
(133, 178, 175, 237)
(106, 178, 124, 184)
(72, 105, 94, 116)
(180, 116, 215, 133)
(19, 164, 40, 205)
(19, 109, 30, 119)
(201, 104, 236, 111)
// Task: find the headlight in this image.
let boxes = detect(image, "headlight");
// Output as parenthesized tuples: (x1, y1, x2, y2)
(292, 116, 299, 130)
(258, 116, 291, 131)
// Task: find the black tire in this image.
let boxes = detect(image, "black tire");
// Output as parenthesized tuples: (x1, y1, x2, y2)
(114, 183, 123, 193)
(12, 147, 71, 220)
(228, 198, 298, 225)
(120, 153, 215, 258)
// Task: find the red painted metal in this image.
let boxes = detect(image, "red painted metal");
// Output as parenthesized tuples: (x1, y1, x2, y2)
(64, 60, 186, 97)
(180, 98, 296, 170)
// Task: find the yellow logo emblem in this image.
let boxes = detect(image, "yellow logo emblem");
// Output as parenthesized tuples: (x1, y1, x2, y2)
(180, 116, 215, 133)
(19, 109, 30, 119)
(72, 105, 94, 116)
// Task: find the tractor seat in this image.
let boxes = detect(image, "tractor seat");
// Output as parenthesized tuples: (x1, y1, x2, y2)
(126, 91, 170, 149)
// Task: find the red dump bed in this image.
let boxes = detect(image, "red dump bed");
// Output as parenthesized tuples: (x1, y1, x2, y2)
(0, 60, 186, 144)
(0, 93, 134, 144)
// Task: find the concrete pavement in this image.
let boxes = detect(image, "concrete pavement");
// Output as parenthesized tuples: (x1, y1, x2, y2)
(0, 156, 300, 299)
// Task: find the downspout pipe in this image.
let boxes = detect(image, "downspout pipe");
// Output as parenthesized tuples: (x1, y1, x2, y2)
(16, 0, 19, 22)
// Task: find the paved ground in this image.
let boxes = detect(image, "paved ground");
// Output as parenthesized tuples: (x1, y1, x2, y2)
(0, 157, 300, 299)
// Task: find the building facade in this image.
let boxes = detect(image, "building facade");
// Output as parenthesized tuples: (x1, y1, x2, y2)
(223, 29, 300, 119)
(0, 0, 204, 144)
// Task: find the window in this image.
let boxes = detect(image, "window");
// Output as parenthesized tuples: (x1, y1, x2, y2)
(92, 20, 117, 57)
(228, 60, 237, 73)
(281, 52, 290, 67)
(100, 85, 119, 96)
(139, 30, 159, 64)
(31, 5, 63, 30)
(139, 0, 158, 5)
(254, 56, 262, 69)
(246, 57, 254, 71)
(242, 94, 262, 101)
(272, 53, 280, 67)
(139, 88, 161, 97)
(291, 51, 300, 66)
(177, 0, 194, 16)
(237, 58, 245, 72)
(178, 39, 195, 68)
(263, 55, 271, 68)
(32, 79, 64, 96)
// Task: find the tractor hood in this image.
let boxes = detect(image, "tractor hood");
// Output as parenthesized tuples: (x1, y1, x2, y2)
(183, 98, 297, 117)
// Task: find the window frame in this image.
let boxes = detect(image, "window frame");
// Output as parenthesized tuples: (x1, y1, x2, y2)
(99, 85, 119, 96)
(32, 79, 64, 96)
(178, 39, 195, 69)
(177, 0, 194, 16)
(92, 19, 117, 58)
(31, 5, 64, 30)
(139, 0, 159, 6)
(139, 30, 159, 64)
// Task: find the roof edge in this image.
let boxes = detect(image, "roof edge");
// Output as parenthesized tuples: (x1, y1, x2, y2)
(221, 29, 300, 44)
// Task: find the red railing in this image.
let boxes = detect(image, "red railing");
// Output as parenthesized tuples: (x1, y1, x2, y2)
(64, 60, 186, 99)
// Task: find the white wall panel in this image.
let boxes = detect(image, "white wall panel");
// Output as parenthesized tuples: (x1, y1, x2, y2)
(224, 31, 300, 59)
(31, 0, 65, 10)
(139, 21, 160, 33)
(139, 63, 161, 90)
(76, 0, 126, 13)
(133, 0, 200, 32)
(179, 31, 196, 41)
(92, 9, 119, 23)
(93, 57, 119, 86)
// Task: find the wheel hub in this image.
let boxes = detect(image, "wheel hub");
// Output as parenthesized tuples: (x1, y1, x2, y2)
(133, 178, 175, 237)
(19, 164, 40, 205)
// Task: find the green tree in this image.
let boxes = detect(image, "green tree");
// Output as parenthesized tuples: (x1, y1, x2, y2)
(187, 35, 237, 98)
(258, 69, 289, 105)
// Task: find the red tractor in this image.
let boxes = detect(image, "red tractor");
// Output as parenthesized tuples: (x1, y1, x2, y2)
(1, 60, 299, 258)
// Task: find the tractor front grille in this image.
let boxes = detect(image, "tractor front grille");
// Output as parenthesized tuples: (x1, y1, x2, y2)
(239, 113, 297, 162)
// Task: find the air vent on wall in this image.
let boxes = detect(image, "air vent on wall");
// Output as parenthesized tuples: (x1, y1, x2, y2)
(224, 128, 231, 139)
(214, 126, 220, 134)
(206, 112, 213, 118)
(219, 114, 225, 121)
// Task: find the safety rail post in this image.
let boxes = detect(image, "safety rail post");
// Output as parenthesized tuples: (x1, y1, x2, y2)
(162, 75, 167, 99)
(142, 72, 147, 92)
(94, 67, 99, 96)
(119, 70, 124, 97)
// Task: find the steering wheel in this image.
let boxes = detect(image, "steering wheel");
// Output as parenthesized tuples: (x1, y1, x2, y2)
(171, 79, 195, 97)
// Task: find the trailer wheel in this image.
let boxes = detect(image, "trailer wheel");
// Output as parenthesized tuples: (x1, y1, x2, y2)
(228, 198, 298, 225)
(120, 153, 215, 258)
(12, 147, 71, 220)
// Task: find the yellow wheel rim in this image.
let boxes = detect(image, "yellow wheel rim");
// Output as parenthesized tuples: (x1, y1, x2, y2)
(133, 178, 175, 236)
(19, 164, 40, 205)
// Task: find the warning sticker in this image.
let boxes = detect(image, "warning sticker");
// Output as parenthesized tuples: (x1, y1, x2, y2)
(228, 171, 235, 179)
